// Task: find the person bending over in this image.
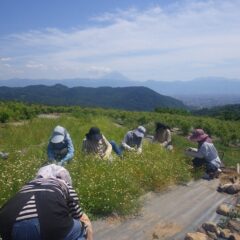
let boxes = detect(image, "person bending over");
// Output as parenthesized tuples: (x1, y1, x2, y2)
(47, 125, 74, 166)
(153, 122, 173, 151)
(185, 128, 222, 179)
(0, 164, 92, 240)
(82, 127, 112, 161)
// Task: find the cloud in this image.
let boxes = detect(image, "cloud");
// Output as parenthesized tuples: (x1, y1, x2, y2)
(0, 57, 11, 62)
(0, 0, 240, 80)
(26, 63, 45, 69)
(88, 66, 112, 76)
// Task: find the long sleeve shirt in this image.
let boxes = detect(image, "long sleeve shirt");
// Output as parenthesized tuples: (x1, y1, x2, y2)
(0, 177, 83, 240)
(121, 130, 143, 151)
(186, 142, 221, 168)
(82, 135, 112, 160)
(47, 132, 74, 164)
(153, 129, 172, 147)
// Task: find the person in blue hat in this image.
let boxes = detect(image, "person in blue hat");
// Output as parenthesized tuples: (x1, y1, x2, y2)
(47, 125, 74, 166)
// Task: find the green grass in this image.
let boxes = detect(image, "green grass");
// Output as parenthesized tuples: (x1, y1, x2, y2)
(0, 112, 239, 218)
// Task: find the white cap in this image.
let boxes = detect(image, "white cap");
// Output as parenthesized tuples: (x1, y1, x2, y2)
(134, 126, 146, 138)
(51, 125, 65, 144)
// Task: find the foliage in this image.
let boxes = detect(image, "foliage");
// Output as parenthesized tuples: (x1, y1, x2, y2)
(193, 104, 240, 121)
(155, 107, 190, 116)
(0, 101, 240, 218)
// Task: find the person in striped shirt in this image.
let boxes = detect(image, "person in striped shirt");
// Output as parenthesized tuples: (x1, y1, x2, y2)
(82, 127, 112, 160)
(0, 164, 92, 240)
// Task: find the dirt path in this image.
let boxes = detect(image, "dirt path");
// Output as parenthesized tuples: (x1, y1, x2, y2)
(92, 179, 236, 240)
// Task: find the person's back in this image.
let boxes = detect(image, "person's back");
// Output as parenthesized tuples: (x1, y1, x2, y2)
(198, 141, 221, 167)
(0, 165, 92, 240)
(153, 122, 173, 150)
(122, 130, 142, 148)
(154, 128, 171, 144)
(82, 127, 112, 160)
(0, 178, 85, 240)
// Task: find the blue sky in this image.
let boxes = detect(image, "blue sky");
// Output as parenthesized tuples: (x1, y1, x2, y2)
(0, 0, 240, 81)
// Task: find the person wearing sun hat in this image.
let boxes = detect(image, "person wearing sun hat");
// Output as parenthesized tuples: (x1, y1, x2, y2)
(47, 125, 74, 166)
(82, 127, 112, 160)
(120, 125, 146, 154)
(185, 128, 222, 179)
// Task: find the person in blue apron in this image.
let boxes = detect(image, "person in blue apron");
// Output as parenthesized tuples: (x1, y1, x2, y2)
(47, 125, 74, 166)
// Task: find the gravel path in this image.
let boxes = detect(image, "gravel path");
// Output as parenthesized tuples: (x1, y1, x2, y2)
(92, 179, 235, 240)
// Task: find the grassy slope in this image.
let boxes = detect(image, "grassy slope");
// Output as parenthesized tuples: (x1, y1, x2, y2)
(0, 112, 239, 217)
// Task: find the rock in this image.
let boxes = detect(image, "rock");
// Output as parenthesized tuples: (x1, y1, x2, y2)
(216, 204, 231, 216)
(205, 231, 218, 239)
(152, 232, 159, 239)
(218, 183, 235, 192)
(228, 220, 240, 233)
(229, 233, 240, 240)
(220, 228, 232, 238)
(218, 182, 240, 194)
(185, 232, 209, 240)
(197, 226, 207, 234)
(0, 151, 9, 159)
(226, 184, 240, 194)
(202, 222, 220, 235)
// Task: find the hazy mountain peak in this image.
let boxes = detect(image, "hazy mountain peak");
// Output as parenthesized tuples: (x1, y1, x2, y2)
(100, 71, 130, 81)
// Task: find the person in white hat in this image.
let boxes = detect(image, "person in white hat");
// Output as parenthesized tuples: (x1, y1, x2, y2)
(121, 126, 146, 154)
(47, 125, 74, 166)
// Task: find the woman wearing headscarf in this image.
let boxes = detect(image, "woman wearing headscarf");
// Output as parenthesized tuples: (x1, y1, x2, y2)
(0, 164, 93, 240)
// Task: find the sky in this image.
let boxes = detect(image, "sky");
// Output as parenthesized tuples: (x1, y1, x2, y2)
(0, 0, 240, 81)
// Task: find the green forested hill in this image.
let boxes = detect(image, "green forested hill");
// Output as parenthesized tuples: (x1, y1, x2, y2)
(193, 104, 240, 120)
(0, 84, 186, 111)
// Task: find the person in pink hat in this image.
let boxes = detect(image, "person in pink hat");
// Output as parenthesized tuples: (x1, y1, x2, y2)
(185, 129, 222, 179)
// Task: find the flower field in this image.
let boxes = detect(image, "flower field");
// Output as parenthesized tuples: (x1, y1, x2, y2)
(0, 103, 239, 217)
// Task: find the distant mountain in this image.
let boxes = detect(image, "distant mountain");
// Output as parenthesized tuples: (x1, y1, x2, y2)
(0, 85, 186, 111)
(1, 76, 239, 93)
(1, 77, 240, 107)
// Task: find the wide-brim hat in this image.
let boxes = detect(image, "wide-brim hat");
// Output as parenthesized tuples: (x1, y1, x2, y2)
(134, 126, 146, 138)
(86, 127, 102, 141)
(51, 125, 65, 144)
(188, 129, 208, 142)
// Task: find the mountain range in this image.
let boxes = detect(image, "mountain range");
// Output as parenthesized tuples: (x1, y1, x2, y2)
(0, 85, 186, 111)
(1, 76, 239, 107)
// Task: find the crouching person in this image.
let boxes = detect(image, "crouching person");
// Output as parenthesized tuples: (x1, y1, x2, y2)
(0, 164, 93, 240)
(185, 128, 222, 179)
(82, 127, 112, 161)
(121, 126, 146, 154)
(153, 122, 173, 151)
(47, 125, 74, 166)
